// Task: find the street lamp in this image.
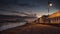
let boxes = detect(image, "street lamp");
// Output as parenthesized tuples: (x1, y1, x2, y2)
(48, 1, 53, 15)
(48, 1, 53, 7)
(48, 1, 53, 23)
(49, 3, 52, 6)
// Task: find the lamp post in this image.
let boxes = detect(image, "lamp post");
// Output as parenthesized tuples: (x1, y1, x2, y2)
(48, 1, 52, 15)
(48, 1, 52, 23)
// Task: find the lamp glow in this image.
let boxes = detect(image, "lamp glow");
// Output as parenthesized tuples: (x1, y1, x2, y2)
(49, 3, 52, 6)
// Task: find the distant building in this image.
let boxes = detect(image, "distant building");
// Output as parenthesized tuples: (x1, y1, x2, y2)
(39, 11, 60, 24)
(48, 11, 60, 24)
(40, 15, 49, 23)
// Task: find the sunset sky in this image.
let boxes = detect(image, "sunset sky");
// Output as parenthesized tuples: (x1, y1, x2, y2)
(0, 0, 60, 17)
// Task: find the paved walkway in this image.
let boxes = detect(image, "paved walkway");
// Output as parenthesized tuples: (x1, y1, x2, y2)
(1, 23, 60, 34)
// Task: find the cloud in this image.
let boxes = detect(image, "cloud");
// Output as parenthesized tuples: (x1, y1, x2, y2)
(0, 0, 59, 16)
(0, 8, 34, 16)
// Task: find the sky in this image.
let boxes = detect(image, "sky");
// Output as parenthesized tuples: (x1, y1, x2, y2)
(0, 0, 60, 17)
